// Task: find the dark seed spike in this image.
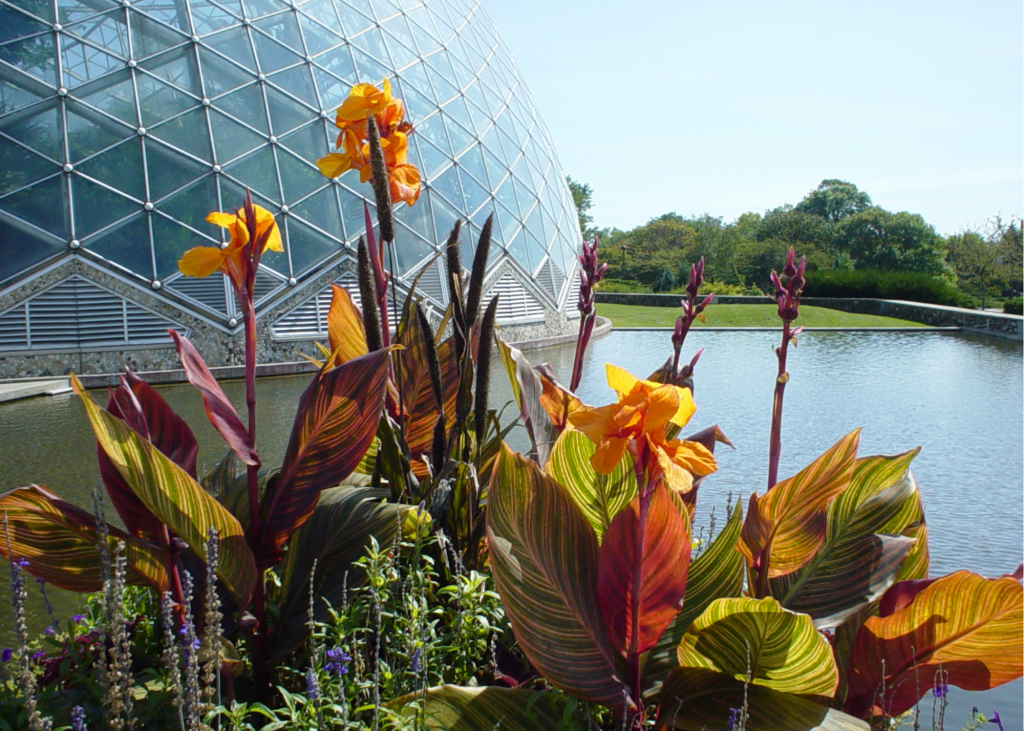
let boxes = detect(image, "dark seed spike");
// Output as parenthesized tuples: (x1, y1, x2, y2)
(473, 295, 499, 454)
(464, 213, 493, 322)
(365, 116, 394, 244)
(444, 220, 463, 305)
(449, 274, 467, 367)
(357, 236, 383, 352)
(416, 305, 444, 410)
(431, 412, 447, 474)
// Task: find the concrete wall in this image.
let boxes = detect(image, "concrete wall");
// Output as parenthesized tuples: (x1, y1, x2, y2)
(595, 292, 1023, 340)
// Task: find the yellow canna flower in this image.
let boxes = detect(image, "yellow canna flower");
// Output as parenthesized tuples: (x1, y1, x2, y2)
(178, 204, 282, 290)
(568, 364, 716, 492)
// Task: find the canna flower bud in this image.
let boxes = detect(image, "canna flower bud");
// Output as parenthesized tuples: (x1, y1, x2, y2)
(771, 248, 806, 323)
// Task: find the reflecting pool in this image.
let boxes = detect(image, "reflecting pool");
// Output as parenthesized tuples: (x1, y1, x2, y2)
(1, 329, 1021, 725)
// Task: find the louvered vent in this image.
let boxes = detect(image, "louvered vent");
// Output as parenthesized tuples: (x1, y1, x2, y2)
(485, 272, 546, 324)
(535, 258, 566, 301)
(166, 274, 229, 316)
(252, 270, 285, 305)
(271, 274, 401, 340)
(411, 260, 447, 305)
(0, 276, 188, 352)
(566, 270, 582, 319)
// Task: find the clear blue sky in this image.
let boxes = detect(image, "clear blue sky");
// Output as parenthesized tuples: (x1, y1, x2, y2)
(485, 0, 1023, 236)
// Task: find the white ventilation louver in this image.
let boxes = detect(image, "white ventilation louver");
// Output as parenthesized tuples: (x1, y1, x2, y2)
(166, 274, 230, 316)
(0, 276, 189, 352)
(566, 270, 582, 319)
(535, 258, 567, 302)
(486, 272, 547, 324)
(271, 274, 402, 340)
(411, 260, 448, 306)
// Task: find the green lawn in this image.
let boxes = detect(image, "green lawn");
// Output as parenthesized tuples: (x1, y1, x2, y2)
(597, 303, 928, 328)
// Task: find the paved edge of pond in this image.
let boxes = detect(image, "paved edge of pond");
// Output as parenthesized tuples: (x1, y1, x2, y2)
(611, 326, 962, 332)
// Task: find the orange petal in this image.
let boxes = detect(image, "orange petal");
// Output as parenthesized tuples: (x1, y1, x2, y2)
(655, 445, 695, 494)
(642, 386, 682, 434)
(591, 436, 629, 475)
(389, 164, 421, 206)
(670, 387, 697, 427)
(178, 246, 225, 278)
(568, 405, 617, 445)
(206, 211, 238, 230)
(252, 205, 282, 253)
(605, 363, 640, 397)
(660, 439, 718, 477)
(317, 152, 354, 179)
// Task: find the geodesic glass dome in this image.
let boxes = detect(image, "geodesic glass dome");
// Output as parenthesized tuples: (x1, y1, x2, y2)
(0, 0, 581, 329)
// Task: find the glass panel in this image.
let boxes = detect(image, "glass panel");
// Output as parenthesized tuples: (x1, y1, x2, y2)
(413, 112, 451, 157)
(296, 14, 343, 57)
(457, 166, 488, 215)
(74, 70, 136, 125)
(157, 175, 220, 237)
(396, 61, 435, 103)
(135, 73, 197, 127)
(218, 176, 288, 272)
(291, 185, 342, 236)
(394, 78, 434, 125)
(404, 7, 440, 53)
(140, 46, 200, 90)
(203, 25, 258, 71)
(0, 99, 62, 160)
(297, 0, 341, 34)
(494, 199, 519, 244)
(65, 11, 128, 59)
(427, 188, 461, 245)
(149, 107, 212, 161)
(146, 137, 207, 200)
(428, 164, 461, 212)
(287, 217, 339, 275)
(129, 11, 188, 60)
(252, 23, 304, 74)
(277, 147, 321, 202)
(266, 82, 316, 133)
(331, 0, 374, 38)
(524, 203, 545, 251)
(189, 0, 240, 34)
(2, 174, 68, 237)
(152, 212, 204, 277)
(198, 46, 253, 97)
(209, 108, 265, 161)
(413, 133, 449, 178)
(241, 0, 280, 19)
(312, 64, 357, 111)
(391, 220, 432, 274)
(224, 146, 279, 199)
(58, 0, 120, 26)
(213, 82, 267, 132)
(336, 182, 370, 243)
(66, 103, 132, 161)
(131, 0, 190, 30)
(350, 25, 391, 65)
(443, 95, 475, 136)
(504, 228, 530, 273)
(423, 51, 458, 103)
(349, 46, 389, 82)
(457, 143, 488, 187)
(280, 120, 329, 164)
(61, 37, 125, 87)
(480, 146, 506, 190)
(448, 52, 476, 91)
(512, 175, 537, 220)
(493, 176, 518, 220)
(85, 213, 152, 276)
(73, 176, 138, 237)
(0, 216, 63, 285)
(381, 30, 417, 71)
(77, 137, 145, 201)
(0, 7, 49, 44)
(393, 188, 434, 245)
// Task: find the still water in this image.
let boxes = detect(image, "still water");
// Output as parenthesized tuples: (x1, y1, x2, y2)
(1, 329, 1021, 725)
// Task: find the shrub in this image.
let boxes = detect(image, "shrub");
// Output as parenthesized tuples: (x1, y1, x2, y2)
(803, 269, 975, 307)
(596, 279, 650, 293)
(1005, 296, 1023, 315)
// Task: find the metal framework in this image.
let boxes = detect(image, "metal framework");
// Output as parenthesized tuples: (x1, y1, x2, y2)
(0, 0, 582, 326)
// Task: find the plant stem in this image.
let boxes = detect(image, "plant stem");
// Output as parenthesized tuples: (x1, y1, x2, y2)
(627, 457, 653, 722)
(767, 319, 791, 490)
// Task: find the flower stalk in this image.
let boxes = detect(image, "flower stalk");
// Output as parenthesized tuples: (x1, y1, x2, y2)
(570, 237, 607, 392)
(671, 258, 714, 376)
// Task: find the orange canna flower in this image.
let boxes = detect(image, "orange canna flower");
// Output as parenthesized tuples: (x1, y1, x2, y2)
(178, 205, 282, 290)
(568, 364, 716, 492)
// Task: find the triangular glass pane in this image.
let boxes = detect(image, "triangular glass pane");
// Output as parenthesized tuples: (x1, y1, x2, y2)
(404, 7, 440, 51)
(76, 137, 145, 201)
(139, 46, 200, 91)
(131, 0, 190, 30)
(1, 36, 57, 86)
(477, 76, 505, 117)
(290, 184, 342, 236)
(266, 84, 315, 134)
(382, 30, 418, 71)
(524, 203, 545, 249)
(344, 0, 378, 24)
(462, 82, 490, 127)
(449, 53, 476, 91)
(0, 99, 62, 160)
(413, 112, 451, 157)
(209, 108, 265, 161)
(152, 213, 204, 277)
(424, 52, 458, 103)
(393, 77, 434, 124)
(469, 201, 501, 248)
(241, 0, 280, 19)
(135, 72, 198, 127)
(540, 207, 558, 249)
(65, 103, 132, 161)
(396, 61, 434, 103)
(74, 70, 136, 123)
(337, 183, 371, 243)
(457, 143, 488, 187)
(512, 175, 537, 219)
(350, 26, 391, 65)
(457, 166, 488, 215)
(522, 231, 546, 274)
(224, 146, 279, 199)
(251, 23, 304, 74)
(87, 213, 153, 276)
(428, 164, 462, 212)
(442, 112, 473, 157)
(0, 78, 46, 117)
(368, 0, 400, 21)
(203, 25, 258, 71)
(268, 64, 319, 109)
(412, 133, 449, 179)
(312, 63, 357, 111)
(277, 148, 322, 203)
(333, 0, 375, 37)
(512, 152, 538, 191)
(392, 189, 433, 245)
(426, 3, 454, 39)
(493, 175, 519, 220)
(382, 13, 417, 53)
(1, 170, 64, 231)
(443, 95, 475, 135)
(0, 219, 62, 285)
(296, 13, 344, 56)
(481, 146, 507, 190)
(150, 108, 212, 161)
(58, 0, 120, 25)
(129, 10, 188, 59)
(280, 120, 330, 163)
(189, 0, 241, 34)
(349, 47, 390, 82)
(287, 218, 339, 275)
(65, 11, 129, 58)
(297, 0, 341, 32)
(197, 47, 253, 97)
(479, 125, 507, 165)
(0, 7, 49, 44)
(212, 82, 267, 132)
(392, 220, 432, 275)
(72, 176, 139, 237)
(157, 175, 220, 237)
(494, 199, 520, 244)
(427, 188, 461, 245)
(503, 228, 531, 273)
(146, 138, 207, 200)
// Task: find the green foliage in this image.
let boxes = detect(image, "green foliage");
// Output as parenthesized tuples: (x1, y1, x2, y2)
(795, 180, 873, 224)
(566, 175, 594, 235)
(835, 208, 951, 276)
(803, 268, 973, 306)
(1004, 296, 1023, 315)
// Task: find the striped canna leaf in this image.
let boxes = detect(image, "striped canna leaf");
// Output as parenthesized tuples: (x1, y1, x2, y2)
(597, 483, 691, 659)
(770, 450, 924, 628)
(325, 283, 369, 367)
(645, 501, 745, 694)
(658, 667, 869, 731)
(739, 430, 860, 580)
(497, 339, 560, 465)
(72, 375, 256, 606)
(844, 570, 1024, 719)
(546, 429, 636, 542)
(257, 348, 392, 565)
(389, 686, 570, 730)
(487, 444, 629, 708)
(676, 597, 840, 697)
(0, 484, 170, 594)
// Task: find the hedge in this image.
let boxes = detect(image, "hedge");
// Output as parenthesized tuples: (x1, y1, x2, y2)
(803, 270, 975, 307)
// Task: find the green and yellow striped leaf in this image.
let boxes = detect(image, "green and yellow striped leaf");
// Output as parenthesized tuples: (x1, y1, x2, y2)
(487, 444, 629, 707)
(645, 501, 745, 694)
(272, 486, 412, 658)
(739, 430, 860, 579)
(546, 429, 636, 542)
(0, 484, 169, 594)
(390, 686, 569, 730)
(676, 597, 839, 697)
(325, 284, 369, 367)
(771, 451, 923, 628)
(497, 339, 559, 465)
(844, 570, 1023, 719)
(658, 667, 869, 731)
(72, 375, 256, 606)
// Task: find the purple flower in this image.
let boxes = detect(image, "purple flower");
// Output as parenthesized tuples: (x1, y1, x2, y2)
(72, 614, 85, 623)
(325, 647, 351, 677)
(1, 648, 11, 663)
(70, 706, 87, 731)
(727, 707, 743, 731)
(31, 650, 45, 662)
(410, 646, 421, 674)
(305, 668, 319, 699)
(44, 626, 56, 636)
(932, 680, 948, 699)
(16, 558, 29, 568)
(988, 711, 1003, 731)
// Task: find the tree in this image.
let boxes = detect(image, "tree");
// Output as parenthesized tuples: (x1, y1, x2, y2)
(946, 231, 1007, 309)
(835, 208, 951, 277)
(795, 179, 873, 223)
(755, 205, 836, 252)
(566, 175, 594, 234)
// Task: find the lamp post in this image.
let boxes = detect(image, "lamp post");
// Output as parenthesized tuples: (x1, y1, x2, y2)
(620, 244, 626, 272)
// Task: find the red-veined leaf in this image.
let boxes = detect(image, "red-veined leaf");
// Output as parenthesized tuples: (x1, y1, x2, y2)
(497, 339, 559, 465)
(72, 375, 256, 606)
(398, 316, 458, 476)
(257, 348, 391, 566)
(844, 570, 1023, 719)
(169, 330, 258, 467)
(389, 686, 570, 730)
(325, 283, 369, 367)
(487, 444, 629, 708)
(0, 484, 169, 594)
(738, 430, 860, 580)
(597, 483, 690, 658)
(535, 363, 584, 431)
